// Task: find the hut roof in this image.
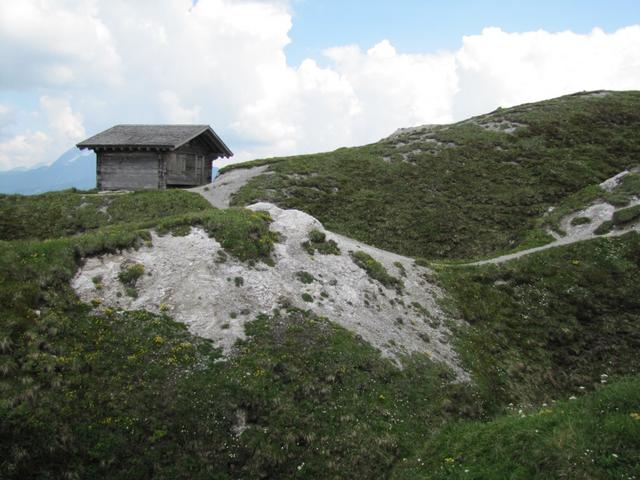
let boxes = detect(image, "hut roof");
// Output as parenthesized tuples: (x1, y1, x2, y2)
(77, 124, 232, 157)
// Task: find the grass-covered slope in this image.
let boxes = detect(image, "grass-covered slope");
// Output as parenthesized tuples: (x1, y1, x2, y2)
(438, 232, 640, 405)
(394, 377, 640, 480)
(1, 186, 639, 478)
(226, 90, 640, 260)
(0, 204, 477, 478)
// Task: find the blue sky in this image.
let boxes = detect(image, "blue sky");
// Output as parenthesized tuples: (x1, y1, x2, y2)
(1, 0, 640, 171)
(285, 0, 640, 65)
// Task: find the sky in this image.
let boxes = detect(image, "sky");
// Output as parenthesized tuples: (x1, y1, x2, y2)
(0, 0, 639, 170)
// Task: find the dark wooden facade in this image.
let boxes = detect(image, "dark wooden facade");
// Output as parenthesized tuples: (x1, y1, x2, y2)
(77, 125, 232, 191)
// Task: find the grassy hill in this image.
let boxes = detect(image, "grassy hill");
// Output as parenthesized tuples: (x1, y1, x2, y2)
(2, 91, 640, 479)
(225, 90, 640, 260)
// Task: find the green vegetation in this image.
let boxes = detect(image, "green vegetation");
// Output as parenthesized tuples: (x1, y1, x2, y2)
(437, 232, 640, 405)
(153, 208, 278, 263)
(3, 93, 640, 478)
(542, 184, 604, 233)
(229, 91, 640, 260)
(606, 171, 640, 206)
(595, 220, 614, 235)
(613, 203, 640, 225)
(351, 251, 403, 290)
(118, 263, 145, 287)
(302, 228, 341, 255)
(595, 204, 640, 235)
(295, 270, 316, 284)
(118, 262, 145, 298)
(0, 189, 212, 241)
(393, 261, 407, 277)
(542, 172, 640, 234)
(395, 377, 640, 480)
(0, 225, 486, 479)
(570, 215, 591, 226)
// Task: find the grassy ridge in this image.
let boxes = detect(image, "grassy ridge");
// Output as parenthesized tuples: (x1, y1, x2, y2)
(0, 189, 213, 241)
(228, 91, 640, 260)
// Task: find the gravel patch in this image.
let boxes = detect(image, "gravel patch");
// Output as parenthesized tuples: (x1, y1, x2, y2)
(189, 166, 270, 208)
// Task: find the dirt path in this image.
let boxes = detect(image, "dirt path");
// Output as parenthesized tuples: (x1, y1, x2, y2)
(189, 166, 269, 208)
(463, 200, 640, 267)
(466, 226, 639, 266)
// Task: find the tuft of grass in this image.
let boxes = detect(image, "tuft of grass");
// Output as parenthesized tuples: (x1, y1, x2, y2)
(351, 251, 403, 290)
(570, 216, 591, 226)
(295, 270, 316, 284)
(91, 275, 103, 290)
(118, 263, 145, 287)
(302, 229, 341, 256)
(309, 229, 326, 243)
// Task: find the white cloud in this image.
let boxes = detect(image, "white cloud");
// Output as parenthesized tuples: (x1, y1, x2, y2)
(0, 1, 640, 170)
(0, 97, 84, 170)
(40, 96, 85, 140)
(158, 91, 202, 123)
(0, 131, 50, 170)
(453, 26, 640, 117)
(0, 0, 122, 88)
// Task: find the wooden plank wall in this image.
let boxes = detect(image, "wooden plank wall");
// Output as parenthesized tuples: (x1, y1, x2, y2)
(98, 152, 160, 190)
(166, 136, 213, 186)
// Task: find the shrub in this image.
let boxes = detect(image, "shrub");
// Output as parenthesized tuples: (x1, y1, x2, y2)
(570, 216, 591, 226)
(612, 204, 640, 225)
(308, 229, 326, 243)
(350, 251, 403, 291)
(295, 271, 316, 284)
(301, 293, 313, 302)
(118, 263, 145, 287)
(594, 220, 614, 235)
(302, 229, 341, 256)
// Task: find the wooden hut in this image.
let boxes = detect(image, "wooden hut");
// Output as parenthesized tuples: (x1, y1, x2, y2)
(77, 124, 232, 190)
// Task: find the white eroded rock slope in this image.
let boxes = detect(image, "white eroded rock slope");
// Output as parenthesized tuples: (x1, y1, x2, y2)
(73, 202, 467, 378)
